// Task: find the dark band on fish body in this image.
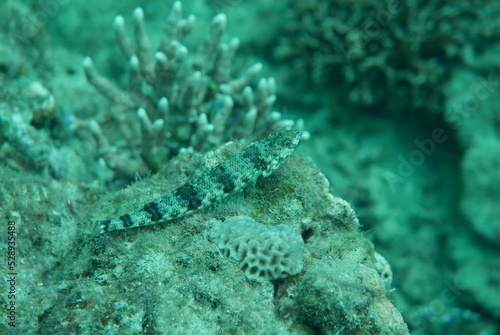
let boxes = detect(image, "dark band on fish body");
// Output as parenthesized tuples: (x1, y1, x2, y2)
(241, 146, 267, 171)
(211, 165, 236, 193)
(174, 183, 203, 210)
(143, 202, 163, 222)
(101, 219, 112, 232)
(120, 214, 134, 228)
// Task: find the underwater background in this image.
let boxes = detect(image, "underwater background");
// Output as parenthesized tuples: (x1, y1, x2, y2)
(1, 0, 499, 334)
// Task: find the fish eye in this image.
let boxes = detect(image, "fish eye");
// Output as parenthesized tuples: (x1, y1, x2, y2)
(284, 140, 291, 146)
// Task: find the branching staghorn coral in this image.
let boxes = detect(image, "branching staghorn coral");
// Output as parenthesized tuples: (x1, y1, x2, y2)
(83, 1, 306, 180)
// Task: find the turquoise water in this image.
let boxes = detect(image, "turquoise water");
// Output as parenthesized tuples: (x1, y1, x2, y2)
(1, 0, 499, 334)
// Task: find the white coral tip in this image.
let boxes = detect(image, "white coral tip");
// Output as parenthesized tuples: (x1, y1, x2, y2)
(113, 15, 124, 28)
(212, 13, 227, 29)
(129, 55, 140, 69)
(133, 7, 144, 21)
(82, 56, 93, 69)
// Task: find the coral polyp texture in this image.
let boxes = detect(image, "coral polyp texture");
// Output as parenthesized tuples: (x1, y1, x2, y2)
(209, 215, 304, 281)
(82, 1, 306, 180)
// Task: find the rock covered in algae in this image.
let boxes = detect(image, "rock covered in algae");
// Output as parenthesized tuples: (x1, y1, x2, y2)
(10, 139, 408, 334)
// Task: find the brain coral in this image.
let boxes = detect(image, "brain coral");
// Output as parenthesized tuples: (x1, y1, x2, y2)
(209, 216, 304, 281)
